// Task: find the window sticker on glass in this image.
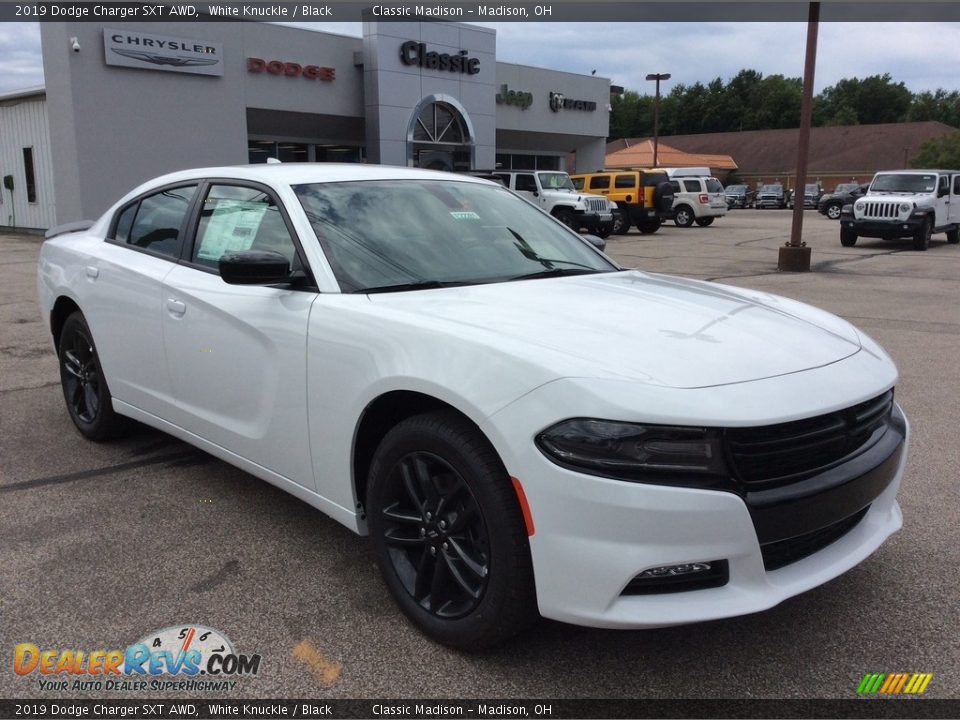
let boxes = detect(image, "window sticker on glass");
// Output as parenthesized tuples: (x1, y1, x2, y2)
(196, 200, 269, 261)
(450, 211, 481, 220)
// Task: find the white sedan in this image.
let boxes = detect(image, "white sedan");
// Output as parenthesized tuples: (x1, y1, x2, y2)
(38, 164, 908, 648)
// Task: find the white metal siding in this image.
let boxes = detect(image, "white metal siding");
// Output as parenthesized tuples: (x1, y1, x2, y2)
(0, 94, 55, 230)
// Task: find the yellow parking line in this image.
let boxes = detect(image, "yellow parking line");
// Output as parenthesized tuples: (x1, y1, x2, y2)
(292, 639, 342, 686)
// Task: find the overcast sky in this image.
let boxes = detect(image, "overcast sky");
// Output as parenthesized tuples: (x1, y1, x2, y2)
(2, 21, 960, 97)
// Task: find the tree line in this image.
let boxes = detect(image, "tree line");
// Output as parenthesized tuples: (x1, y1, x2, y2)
(609, 70, 960, 140)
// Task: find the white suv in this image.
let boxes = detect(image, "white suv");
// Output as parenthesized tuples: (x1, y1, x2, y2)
(841, 169, 960, 250)
(665, 168, 728, 227)
(494, 170, 616, 238)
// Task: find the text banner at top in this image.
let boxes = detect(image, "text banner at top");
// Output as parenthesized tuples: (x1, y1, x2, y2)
(5, 2, 960, 23)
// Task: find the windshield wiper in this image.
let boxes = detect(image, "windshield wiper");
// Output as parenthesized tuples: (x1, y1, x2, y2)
(356, 280, 471, 294)
(508, 267, 605, 282)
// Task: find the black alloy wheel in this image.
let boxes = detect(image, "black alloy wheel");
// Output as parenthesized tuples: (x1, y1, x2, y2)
(367, 411, 537, 648)
(379, 450, 490, 619)
(58, 312, 127, 440)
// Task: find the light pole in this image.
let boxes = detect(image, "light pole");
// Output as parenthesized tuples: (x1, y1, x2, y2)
(646, 72, 671, 168)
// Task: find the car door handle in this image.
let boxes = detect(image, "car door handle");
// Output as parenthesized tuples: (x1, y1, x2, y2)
(85, 266, 99, 279)
(166, 299, 186, 316)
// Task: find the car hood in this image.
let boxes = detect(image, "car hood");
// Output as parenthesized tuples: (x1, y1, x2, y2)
(367, 271, 862, 389)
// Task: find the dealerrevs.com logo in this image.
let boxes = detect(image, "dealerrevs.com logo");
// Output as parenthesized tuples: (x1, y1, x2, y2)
(857, 672, 934, 696)
(14, 625, 261, 692)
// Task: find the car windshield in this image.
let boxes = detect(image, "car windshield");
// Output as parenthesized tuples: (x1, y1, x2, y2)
(805, 184, 819, 193)
(537, 172, 576, 191)
(761, 185, 782, 192)
(835, 183, 859, 193)
(871, 173, 937, 193)
(294, 179, 617, 293)
(726, 185, 747, 193)
(706, 178, 724, 193)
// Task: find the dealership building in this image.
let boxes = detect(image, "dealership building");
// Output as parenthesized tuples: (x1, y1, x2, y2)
(0, 19, 611, 230)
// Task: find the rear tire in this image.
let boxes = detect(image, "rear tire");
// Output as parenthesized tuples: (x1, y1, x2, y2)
(367, 411, 538, 649)
(673, 206, 695, 228)
(840, 230, 858, 247)
(595, 223, 613, 239)
(638, 219, 661, 234)
(947, 227, 959, 244)
(58, 311, 129, 441)
(695, 217, 715, 227)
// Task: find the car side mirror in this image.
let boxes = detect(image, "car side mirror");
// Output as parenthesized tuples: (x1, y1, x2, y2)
(219, 250, 292, 285)
(938, 185, 950, 198)
(532, 191, 539, 197)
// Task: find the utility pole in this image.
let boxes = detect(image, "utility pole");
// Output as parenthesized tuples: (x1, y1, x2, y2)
(646, 73, 671, 168)
(779, 2, 819, 272)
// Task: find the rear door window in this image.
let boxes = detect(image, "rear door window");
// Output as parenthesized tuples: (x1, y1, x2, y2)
(588, 176, 610, 190)
(123, 185, 198, 259)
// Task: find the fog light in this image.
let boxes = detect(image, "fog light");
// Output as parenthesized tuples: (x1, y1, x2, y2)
(638, 562, 714, 578)
(622, 560, 729, 595)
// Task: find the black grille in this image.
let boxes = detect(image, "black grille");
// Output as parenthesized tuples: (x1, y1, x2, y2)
(726, 391, 894, 488)
(761, 506, 870, 571)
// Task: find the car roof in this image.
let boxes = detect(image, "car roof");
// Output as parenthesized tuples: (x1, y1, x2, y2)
(139, 163, 492, 188)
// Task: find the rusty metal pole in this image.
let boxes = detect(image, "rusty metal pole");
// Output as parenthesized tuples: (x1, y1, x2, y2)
(646, 73, 670, 168)
(779, 2, 820, 271)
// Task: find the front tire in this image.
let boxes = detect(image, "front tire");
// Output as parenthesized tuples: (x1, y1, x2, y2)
(826, 203, 842, 220)
(58, 311, 128, 440)
(367, 411, 537, 649)
(553, 209, 577, 230)
(947, 227, 959, 244)
(913, 217, 932, 251)
(840, 229, 858, 247)
(674, 206, 695, 227)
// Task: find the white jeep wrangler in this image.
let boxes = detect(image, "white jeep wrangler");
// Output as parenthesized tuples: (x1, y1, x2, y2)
(840, 169, 960, 251)
(494, 170, 617, 238)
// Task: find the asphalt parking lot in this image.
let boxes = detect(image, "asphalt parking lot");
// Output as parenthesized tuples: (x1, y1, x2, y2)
(1, 209, 958, 700)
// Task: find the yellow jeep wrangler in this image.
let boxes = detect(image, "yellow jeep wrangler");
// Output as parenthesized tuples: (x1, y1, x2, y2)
(571, 169, 675, 234)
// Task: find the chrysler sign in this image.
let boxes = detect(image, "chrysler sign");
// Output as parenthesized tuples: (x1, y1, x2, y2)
(104, 29, 224, 77)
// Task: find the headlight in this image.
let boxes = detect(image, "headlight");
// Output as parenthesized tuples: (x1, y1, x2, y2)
(536, 418, 727, 487)
(899, 202, 912, 213)
(855, 200, 866, 212)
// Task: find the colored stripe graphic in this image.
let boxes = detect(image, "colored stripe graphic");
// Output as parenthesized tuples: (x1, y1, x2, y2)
(857, 672, 932, 695)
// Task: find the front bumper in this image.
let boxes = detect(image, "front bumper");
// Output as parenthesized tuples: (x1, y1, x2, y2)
(483, 363, 906, 629)
(578, 211, 613, 231)
(757, 198, 785, 208)
(841, 215, 923, 239)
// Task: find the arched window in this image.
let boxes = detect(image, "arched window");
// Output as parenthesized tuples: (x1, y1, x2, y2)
(413, 101, 468, 144)
(407, 95, 475, 170)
